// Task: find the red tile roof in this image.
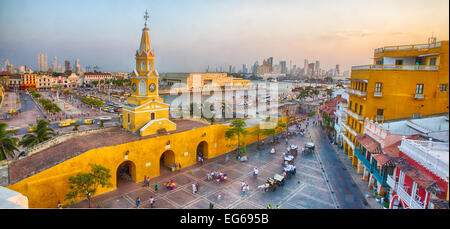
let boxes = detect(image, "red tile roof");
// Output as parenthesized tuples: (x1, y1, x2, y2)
(355, 134, 381, 153)
(398, 164, 442, 191)
(372, 154, 396, 166)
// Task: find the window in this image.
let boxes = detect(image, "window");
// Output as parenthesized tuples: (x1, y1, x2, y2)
(440, 84, 448, 92)
(395, 59, 404, 65)
(429, 57, 437, 66)
(139, 80, 146, 95)
(377, 109, 384, 116)
(376, 60, 382, 65)
(151, 112, 155, 120)
(354, 103, 358, 113)
(359, 105, 363, 115)
(375, 82, 382, 92)
(415, 84, 424, 94)
(349, 101, 352, 110)
(127, 113, 130, 123)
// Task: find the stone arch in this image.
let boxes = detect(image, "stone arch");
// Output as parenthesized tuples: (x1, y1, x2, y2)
(116, 160, 137, 188)
(160, 150, 176, 168)
(196, 141, 209, 159)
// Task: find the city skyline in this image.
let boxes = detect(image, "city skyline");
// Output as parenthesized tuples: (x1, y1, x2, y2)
(0, 0, 448, 73)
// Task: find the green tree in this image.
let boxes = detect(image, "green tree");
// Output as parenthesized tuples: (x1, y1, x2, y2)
(72, 124, 80, 132)
(19, 119, 56, 148)
(65, 164, 113, 208)
(0, 122, 19, 161)
(225, 119, 248, 152)
(262, 119, 286, 142)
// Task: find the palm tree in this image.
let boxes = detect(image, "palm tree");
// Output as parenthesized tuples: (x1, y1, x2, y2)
(0, 122, 19, 161)
(19, 119, 56, 148)
(225, 119, 248, 152)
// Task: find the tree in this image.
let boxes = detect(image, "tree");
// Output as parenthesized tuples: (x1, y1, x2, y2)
(251, 126, 264, 148)
(0, 122, 19, 161)
(325, 88, 333, 98)
(225, 119, 248, 152)
(72, 124, 80, 132)
(65, 164, 113, 208)
(262, 119, 286, 142)
(19, 119, 56, 148)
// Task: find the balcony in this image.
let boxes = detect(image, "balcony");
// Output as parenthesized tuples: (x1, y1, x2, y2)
(410, 195, 425, 209)
(342, 134, 355, 149)
(398, 139, 449, 181)
(351, 65, 439, 71)
(373, 92, 382, 97)
(372, 168, 388, 187)
(414, 94, 424, 100)
(386, 175, 397, 190)
(342, 122, 357, 137)
(354, 148, 371, 169)
(397, 185, 412, 207)
(374, 42, 442, 54)
(344, 108, 363, 120)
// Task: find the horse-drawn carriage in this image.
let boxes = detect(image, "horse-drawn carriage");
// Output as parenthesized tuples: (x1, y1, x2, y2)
(287, 144, 298, 156)
(258, 174, 285, 192)
(303, 142, 315, 154)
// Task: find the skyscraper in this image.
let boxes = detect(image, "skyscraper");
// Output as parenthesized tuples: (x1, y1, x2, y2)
(65, 60, 70, 73)
(75, 59, 80, 73)
(280, 61, 287, 74)
(53, 56, 58, 72)
(3, 59, 9, 71)
(267, 57, 273, 72)
(304, 59, 308, 75)
(315, 60, 320, 76)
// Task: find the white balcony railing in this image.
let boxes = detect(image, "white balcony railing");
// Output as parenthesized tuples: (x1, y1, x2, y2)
(387, 175, 397, 189)
(398, 139, 449, 181)
(346, 88, 367, 97)
(375, 42, 442, 53)
(374, 92, 382, 97)
(342, 122, 357, 137)
(376, 115, 384, 121)
(414, 94, 424, 99)
(410, 195, 425, 209)
(344, 108, 363, 120)
(342, 134, 355, 149)
(397, 185, 412, 207)
(351, 65, 439, 71)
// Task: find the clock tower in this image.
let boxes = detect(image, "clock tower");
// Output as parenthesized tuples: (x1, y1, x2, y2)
(121, 10, 176, 136)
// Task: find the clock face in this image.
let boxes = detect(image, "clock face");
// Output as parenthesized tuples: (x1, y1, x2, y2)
(132, 83, 137, 92)
(149, 83, 156, 92)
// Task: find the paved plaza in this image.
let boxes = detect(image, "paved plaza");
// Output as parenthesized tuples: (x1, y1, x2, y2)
(70, 123, 343, 209)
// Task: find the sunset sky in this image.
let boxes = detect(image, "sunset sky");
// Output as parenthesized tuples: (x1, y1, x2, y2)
(0, 0, 448, 73)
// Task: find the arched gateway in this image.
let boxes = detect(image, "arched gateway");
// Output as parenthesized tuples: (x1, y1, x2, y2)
(116, 161, 136, 188)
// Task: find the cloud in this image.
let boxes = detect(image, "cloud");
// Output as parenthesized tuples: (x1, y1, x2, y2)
(320, 29, 373, 40)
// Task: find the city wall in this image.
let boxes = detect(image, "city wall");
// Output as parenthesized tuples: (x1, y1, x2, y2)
(7, 117, 287, 208)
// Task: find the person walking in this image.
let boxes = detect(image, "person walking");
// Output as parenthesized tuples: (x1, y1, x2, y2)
(136, 197, 140, 208)
(154, 183, 159, 192)
(192, 183, 197, 194)
(253, 168, 259, 179)
(196, 183, 200, 193)
(246, 185, 250, 196)
(146, 176, 150, 187)
(217, 194, 221, 203)
(149, 196, 154, 208)
(241, 185, 246, 197)
(57, 201, 62, 209)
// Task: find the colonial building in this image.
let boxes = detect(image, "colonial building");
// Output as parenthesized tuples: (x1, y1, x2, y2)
(343, 39, 449, 167)
(121, 11, 176, 136)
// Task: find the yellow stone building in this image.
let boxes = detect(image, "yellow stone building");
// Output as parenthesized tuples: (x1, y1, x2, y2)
(343, 39, 449, 170)
(121, 12, 176, 136)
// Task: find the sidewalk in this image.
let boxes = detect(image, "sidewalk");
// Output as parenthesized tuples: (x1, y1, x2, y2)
(329, 142, 381, 209)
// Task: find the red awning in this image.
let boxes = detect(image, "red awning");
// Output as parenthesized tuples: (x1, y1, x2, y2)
(355, 134, 380, 153)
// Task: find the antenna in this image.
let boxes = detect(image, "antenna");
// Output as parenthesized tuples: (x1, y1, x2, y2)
(428, 32, 437, 44)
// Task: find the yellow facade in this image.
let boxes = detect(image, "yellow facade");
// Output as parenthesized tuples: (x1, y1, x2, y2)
(186, 73, 250, 89)
(121, 13, 175, 136)
(7, 117, 286, 208)
(344, 40, 449, 166)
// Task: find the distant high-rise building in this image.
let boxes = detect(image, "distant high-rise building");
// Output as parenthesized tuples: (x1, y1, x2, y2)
(242, 64, 248, 74)
(3, 59, 9, 71)
(315, 61, 320, 75)
(252, 61, 258, 74)
(53, 56, 58, 71)
(335, 64, 340, 76)
(38, 53, 47, 72)
(308, 63, 315, 77)
(65, 60, 70, 73)
(267, 57, 273, 72)
(304, 59, 309, 75)
(75, 59, 80, 73)
(280, 61, 287, 74)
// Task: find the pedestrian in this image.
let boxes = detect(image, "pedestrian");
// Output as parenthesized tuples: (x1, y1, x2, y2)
(285, 138, 288, 145)
(192, 183, 197, 194)
(246, 185, 250, 196)
(276, 205, 280, 209)
(143, 175, 147, 186)
(154, 183, 159, 192)
(146, 176, 150, 187)
(57, 201, 62, 209)
(253, 168, 258, 179)
(267, 204, 272, 209)
(136, 197, 140, 208)
(217, 194, 221, 203)
(178, 162, 182, 170)
(242, 185, 246, 197)
(196, 183, 200, 193)
(149, 196, 154, 208)
(209, 202, 214, 209)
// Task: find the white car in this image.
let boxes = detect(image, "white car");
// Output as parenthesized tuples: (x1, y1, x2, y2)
(98, 116, 112, 121)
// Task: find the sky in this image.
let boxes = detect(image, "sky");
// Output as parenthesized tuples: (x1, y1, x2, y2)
(0, 0, 448, 73)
